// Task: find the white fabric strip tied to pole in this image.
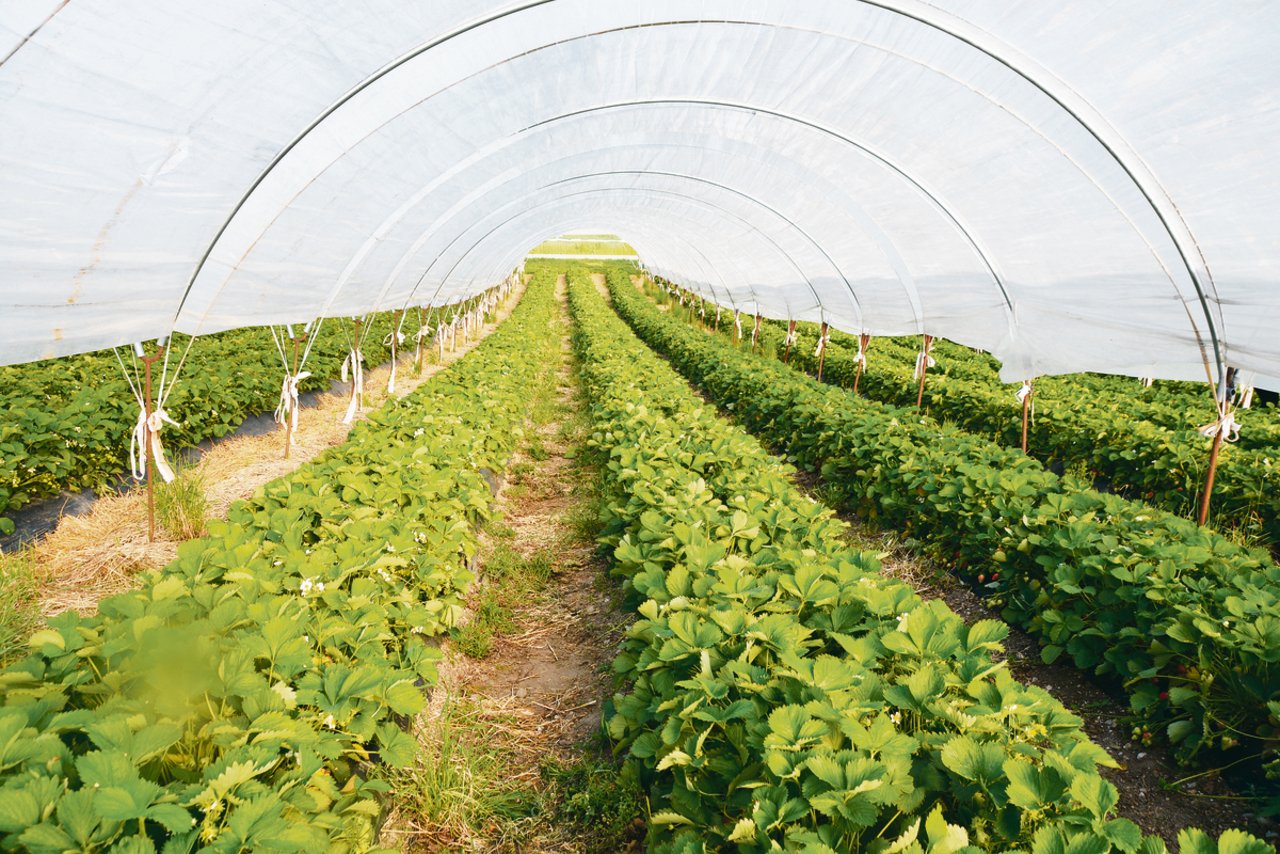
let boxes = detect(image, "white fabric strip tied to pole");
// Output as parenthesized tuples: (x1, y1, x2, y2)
(751, 316, 761, 348)
(853, 340, 867, 367)
(1015, 381, 1034, 404)
(341, 348, 363, 424)
(437, 321, 446, 360)
(1197, 406, 1241, 443)
(130, 407, 180, 484)
(274, 371, 313, 439)
(913, 349, 936, 380)
(715, 305, 722, 326)
(1140, 377, 1154, 388)
(814, 329, 830, 358)
(733, 310, 742, 339)
(784, 326, 798, 349)
(698, 301, 706, 318)
(384, 328, 405, 394)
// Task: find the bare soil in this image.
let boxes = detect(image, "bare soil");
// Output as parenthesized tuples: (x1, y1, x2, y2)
(386, 274, 636, 852)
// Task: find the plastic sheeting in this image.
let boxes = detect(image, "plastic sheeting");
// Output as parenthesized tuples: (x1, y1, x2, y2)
(1, 1, 1278, 389)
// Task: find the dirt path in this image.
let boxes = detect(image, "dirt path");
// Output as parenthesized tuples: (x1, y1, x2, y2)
(20, 282, 526, 616)
(380, 274, 637, 852)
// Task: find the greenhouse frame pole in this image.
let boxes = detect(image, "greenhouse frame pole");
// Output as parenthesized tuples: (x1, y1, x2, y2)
(284, 333, 305, 460)
(915, 334, 933, 412)
(1021, 381, 1033, 453)
(141, 346, 164, 543)
(853, 333, 870, 396)
(817, 322, 830, 382)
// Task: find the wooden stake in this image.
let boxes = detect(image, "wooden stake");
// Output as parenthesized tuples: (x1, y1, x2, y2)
(751, 315, 762, 354)
(817, 322, 829, 382)
(282, 333, 306, 460)
(783, 320, 797, 364)
(414, 307, 425, 376)
(915, 334, 933, 412)
(140, 346, 164, 543)
(352, 317, 364, 411)
(1020, 380, 1033, 453)
(1198, 367, 1237, 526)
(852, 333, 870, 395)
(1198, 428, 1225, 526)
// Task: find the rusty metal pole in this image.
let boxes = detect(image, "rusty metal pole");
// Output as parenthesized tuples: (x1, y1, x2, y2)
(414, 307, 425, 376)
(853, 333, 870, 396)
(1198, 428, 1225, 526)
(817, 322, 829, 382)
(783, 320, 796, 364)
(141, 346, 164, 543)
(915, 334, 933, 412)
(351, 317, 364, 411)
(284, 334, 304, 460)
(1198, 367, 1236, 526)
(1021, 380, 1033, 453)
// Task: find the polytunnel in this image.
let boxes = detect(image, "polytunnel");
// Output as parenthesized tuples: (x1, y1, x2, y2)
(2, 0, 1279, 389)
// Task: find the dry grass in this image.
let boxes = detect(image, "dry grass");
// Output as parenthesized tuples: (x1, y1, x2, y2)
(8, 283, 526, 619)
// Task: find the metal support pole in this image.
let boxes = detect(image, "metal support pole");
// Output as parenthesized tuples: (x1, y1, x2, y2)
(140, 347, 164, 543)
(1198, 367, 1237, 526)
(915, 334, 933, 412)
(853, 333, 870, 396)
(817, 322, 829, 382)
(1021, 380, 1033, 453)
(284, 335, 304, 460)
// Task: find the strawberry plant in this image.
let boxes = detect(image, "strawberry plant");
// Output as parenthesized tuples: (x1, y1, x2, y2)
(0, 274, 547, 852)
(567, 265, 1272, 853)
(615, 266, 1280, 814)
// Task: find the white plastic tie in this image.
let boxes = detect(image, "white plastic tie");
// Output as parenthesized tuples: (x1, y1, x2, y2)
(1197, 408, 1241, 443)
(130, 407, 180, 483)
(274, 371, 312, 439)
(1015, 381, 1033, 404)
(913, 351, 936, 380)
(341, 348, 363, 424)
(814, 331, 829, 358)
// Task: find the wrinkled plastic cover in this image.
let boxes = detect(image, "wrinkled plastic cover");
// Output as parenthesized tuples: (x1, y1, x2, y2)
(1, 1, 1277, 388)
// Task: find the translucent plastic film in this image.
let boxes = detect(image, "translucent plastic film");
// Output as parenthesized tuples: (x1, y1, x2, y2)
(1, 1, 1277, 388)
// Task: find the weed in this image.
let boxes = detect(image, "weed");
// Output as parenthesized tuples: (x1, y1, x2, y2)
(380, 696, 538, 848)
(0, 550, 41, 665)
(155, 463, 208, 540)
(540, 756, 644, 850)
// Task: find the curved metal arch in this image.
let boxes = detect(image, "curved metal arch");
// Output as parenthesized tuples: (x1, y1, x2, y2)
(396, 189, 800, 315)
(537, 170, 866, 326)
(426, 188, 818, 317)
(380, 163, 853, 327)
(341, 134, 927, 329)
(172, 1, 1223, 383)
(359, 138, 786, 317)
(522, 99, 1014, 319)
(410, 204, 757, 315)
(427, 193, 752, 308)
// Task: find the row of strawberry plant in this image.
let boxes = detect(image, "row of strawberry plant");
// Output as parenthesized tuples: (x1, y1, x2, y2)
(566, 265, 1270, 853)
(655, 285, 1280, 544)
(0, 291, 504, 536)
(0, 273, 554, 852)
(617, 269, 1280, 809)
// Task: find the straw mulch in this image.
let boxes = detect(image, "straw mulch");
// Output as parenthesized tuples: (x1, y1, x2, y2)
(21, 285, 526, 617)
